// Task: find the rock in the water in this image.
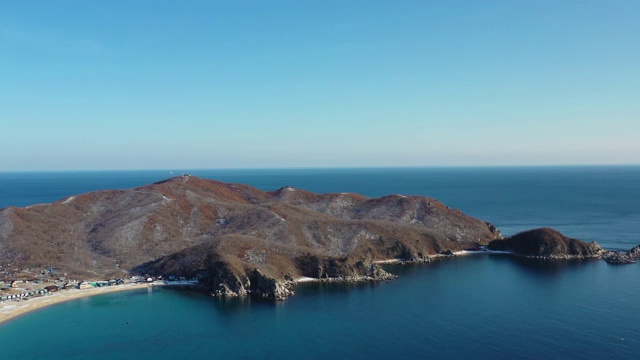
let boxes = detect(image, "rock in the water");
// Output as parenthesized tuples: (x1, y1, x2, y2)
(601, 245, 640, 264)
(487, 227, 603, 259)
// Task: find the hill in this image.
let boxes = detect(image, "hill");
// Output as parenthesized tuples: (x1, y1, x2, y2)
(487, 227, 603, 258)
(0, 175, 502, 299)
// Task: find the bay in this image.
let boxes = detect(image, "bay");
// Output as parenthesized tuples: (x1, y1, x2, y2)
(0, 167, 638, 359)
(2, 257, 638, 359)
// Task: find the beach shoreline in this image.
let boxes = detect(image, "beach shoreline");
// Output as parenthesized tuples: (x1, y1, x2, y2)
(2, 252, 516, 325)
(0, 283, 150, 326)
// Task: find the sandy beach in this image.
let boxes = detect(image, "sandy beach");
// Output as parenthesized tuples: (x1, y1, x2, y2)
(0, 283, 150, 326)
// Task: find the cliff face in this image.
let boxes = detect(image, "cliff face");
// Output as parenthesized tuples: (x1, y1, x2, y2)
(0, 175, 501, 298)
(487, 228, 604, 258)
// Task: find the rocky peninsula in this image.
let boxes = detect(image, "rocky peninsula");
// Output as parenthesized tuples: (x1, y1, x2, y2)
(1, 175, 637, 301)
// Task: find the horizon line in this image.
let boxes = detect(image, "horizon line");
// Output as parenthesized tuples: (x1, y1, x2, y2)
(2, 163, 640, 173)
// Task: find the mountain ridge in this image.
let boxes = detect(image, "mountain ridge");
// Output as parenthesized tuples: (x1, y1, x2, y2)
(0, 175, 501, 298)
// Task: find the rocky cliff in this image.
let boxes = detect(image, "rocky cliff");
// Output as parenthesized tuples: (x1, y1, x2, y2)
(0, 175, 501, 299)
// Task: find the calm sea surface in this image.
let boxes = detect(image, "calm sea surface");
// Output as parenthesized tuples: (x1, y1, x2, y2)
(1, 167, 639, 359)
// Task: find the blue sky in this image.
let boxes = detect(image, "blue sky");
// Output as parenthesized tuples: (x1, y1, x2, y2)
(1, 1, 638, 170)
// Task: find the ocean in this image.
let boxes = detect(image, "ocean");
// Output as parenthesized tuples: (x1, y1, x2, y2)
(0, 167, 638, 359)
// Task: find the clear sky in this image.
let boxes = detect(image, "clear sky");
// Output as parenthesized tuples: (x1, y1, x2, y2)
(1, 1, 638, 170)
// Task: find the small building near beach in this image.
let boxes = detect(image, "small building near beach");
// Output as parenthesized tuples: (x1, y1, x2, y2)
(44, 285, 59, 292)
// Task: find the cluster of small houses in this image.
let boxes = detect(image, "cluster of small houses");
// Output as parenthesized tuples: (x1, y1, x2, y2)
(0, 278, 125, 302)
(1, 287, 50, 301)
(1, 275, 198, 302)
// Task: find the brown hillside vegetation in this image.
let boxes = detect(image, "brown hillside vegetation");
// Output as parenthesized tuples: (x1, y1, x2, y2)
(0, 175, 502, 299)
(487, 227, 603, 258)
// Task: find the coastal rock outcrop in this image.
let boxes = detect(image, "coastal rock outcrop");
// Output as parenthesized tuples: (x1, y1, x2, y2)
(601, 245, 640, 264)
(488, 227, 640, 265)
(487, 227, 604, 259)
(0, 175, 500, 299)
(249, 269, 294, 300)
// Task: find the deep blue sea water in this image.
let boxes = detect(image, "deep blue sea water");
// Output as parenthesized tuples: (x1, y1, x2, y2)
(1, 167, 639, 359)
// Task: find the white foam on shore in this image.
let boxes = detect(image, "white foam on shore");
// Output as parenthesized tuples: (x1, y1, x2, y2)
(295, 277, 318, 283)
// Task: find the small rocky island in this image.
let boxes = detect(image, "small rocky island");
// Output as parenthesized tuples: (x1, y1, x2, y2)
(0, 175, 637, 300)
(488, 227, 603, 259)
(488, 227, 640, 264)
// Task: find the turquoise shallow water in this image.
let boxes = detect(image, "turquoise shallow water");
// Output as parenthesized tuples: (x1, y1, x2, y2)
(1, 167, 639, 359)
(1, 256, 638, 359)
